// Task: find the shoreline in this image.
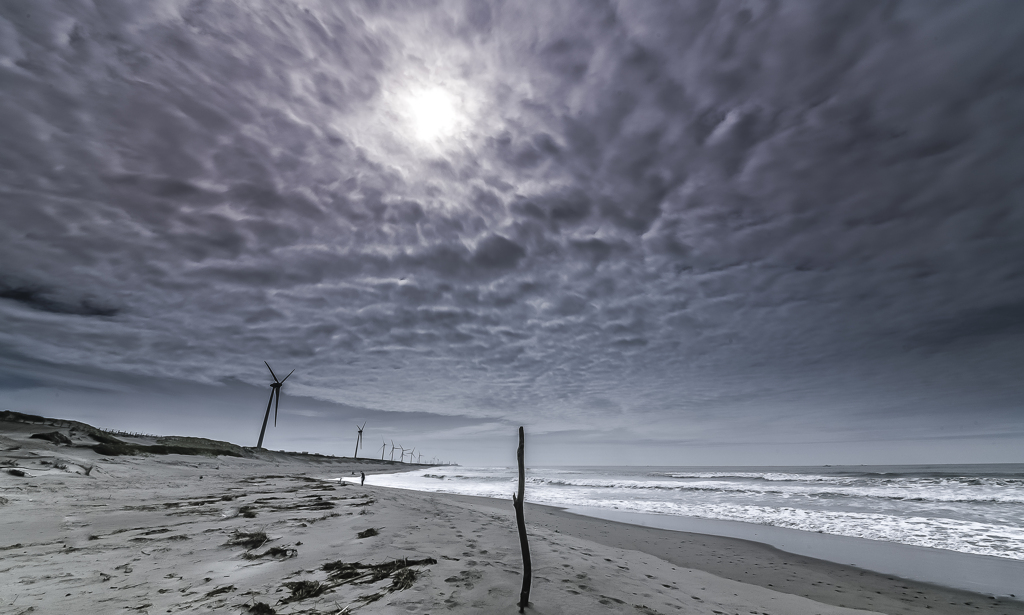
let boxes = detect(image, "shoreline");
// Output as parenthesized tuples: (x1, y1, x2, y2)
(563, 505, 1024, 598)
(353, 468, 1024, 600)
(4, 420, 1022, 614)
(398, 490, 1024, 615)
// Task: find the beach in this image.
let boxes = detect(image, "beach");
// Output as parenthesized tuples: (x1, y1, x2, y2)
(2, 421, 1022, 614)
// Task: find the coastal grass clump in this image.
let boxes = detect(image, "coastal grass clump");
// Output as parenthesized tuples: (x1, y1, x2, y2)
(319, 559, 434, 606)
(389, 567, 419, 591)
(246, 603, 276, 615)
(225, 530, 269, 550)
(356, 527, 379, 539)
(322, 556, 437, 585)
(242, 546, 297, 560)
(349, 568, 422, 607)
(280, 580, 326, 603)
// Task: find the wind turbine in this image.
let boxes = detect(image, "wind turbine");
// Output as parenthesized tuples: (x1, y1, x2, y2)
(389, 440, 396, 461)
(398, 445, 407, 463)
(379, 438, 387, 460)
(256, 362, 293, 449)
(417, 452, 423, 464)
(353, 422, 366, 458)
(408, 448, 416, 464)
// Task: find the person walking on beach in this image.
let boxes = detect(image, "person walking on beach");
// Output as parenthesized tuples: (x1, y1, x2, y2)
(360, 471, 365, 486)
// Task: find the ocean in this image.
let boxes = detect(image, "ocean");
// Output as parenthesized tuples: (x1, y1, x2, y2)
(367, 464, 1024, 561)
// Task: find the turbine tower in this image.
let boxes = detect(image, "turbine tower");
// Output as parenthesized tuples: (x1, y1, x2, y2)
(256, 362, 294, 449)
(353, 421, 366, 458)
(379, 438, 387, 460)
(389, 440, 396, 461)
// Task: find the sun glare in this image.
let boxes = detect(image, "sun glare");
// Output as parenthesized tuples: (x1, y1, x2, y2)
(409, 88, 460, 142)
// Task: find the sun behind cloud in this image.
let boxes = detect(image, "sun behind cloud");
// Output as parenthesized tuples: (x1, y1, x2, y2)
(407, 87, 461, 142)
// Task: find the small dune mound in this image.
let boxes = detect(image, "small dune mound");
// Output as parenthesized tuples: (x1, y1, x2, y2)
(30, 431, 72, 445)
(88, 431, 245, 458)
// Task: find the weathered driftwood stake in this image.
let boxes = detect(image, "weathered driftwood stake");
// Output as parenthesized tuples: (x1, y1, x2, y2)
(512, 426, 532, 612)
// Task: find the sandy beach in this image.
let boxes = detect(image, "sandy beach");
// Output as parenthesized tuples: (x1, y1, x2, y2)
(2, 420, 1021, 615)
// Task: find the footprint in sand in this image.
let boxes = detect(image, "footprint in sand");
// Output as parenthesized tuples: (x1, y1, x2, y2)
(443, 592, 461, 608)
(444, 569, 483, 589)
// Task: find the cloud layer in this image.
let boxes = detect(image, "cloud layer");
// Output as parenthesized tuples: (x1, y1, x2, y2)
(2, 0, 1023, 461)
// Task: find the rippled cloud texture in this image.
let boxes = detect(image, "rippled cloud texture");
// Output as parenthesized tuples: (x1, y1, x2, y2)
(2, 1, 1022, 463)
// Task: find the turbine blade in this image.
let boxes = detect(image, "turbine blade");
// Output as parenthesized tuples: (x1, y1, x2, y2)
(274, 387, 281, 427)
(281, 369, 295, 383)
(265, 361, 280, 383)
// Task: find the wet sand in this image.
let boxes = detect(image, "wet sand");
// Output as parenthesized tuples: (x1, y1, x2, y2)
(445, 494, 1023, 615)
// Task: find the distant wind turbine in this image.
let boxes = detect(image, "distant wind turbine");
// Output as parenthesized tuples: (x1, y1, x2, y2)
(389, 440, 396, 461)
(256, 362, 294, 449)
(379, 438, 387, 460)
(353, 422, 366, 458)
(417, 452, 423, 464)
(398, 445, 407, 463)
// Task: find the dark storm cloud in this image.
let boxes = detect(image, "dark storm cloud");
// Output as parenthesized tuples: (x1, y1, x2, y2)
(1, 0, 1023, 460)
(0, 281, 119, 317)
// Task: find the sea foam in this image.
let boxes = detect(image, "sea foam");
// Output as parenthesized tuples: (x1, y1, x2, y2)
(369, 464, 1024, 560)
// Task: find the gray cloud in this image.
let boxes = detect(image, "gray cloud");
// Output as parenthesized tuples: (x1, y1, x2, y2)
(909, 302, 1024, 348)
(1, 0, 1023, 462)
(0, 281, 119, 317)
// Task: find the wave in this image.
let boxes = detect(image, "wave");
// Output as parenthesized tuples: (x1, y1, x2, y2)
(573, 499, 1024, 561)
(365, 466, 1024, 560)
(439, 474, 1024, 504)
(656, 471, 1024, 486)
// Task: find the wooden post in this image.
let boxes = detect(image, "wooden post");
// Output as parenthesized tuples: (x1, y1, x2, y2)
(512, 426, 531, 612)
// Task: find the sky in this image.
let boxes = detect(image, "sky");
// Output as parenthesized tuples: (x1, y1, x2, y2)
(1, 0, 1023, 466)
